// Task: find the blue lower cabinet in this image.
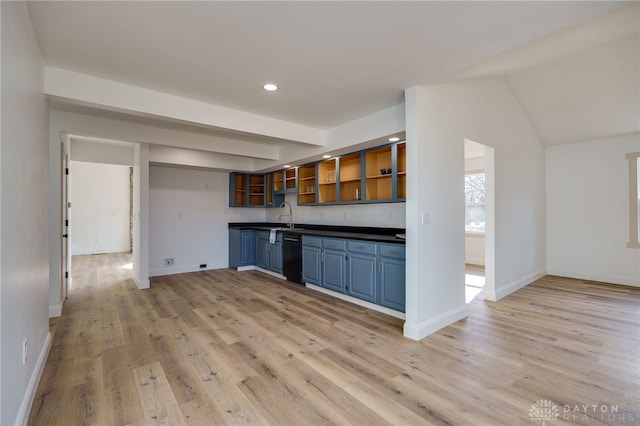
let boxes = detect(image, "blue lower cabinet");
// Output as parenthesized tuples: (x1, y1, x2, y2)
(301, 235, 405, 312)
(269, 240, 283, 273)
(302, 245, 321, 285)
(346, 240, 377, 303)
(378, 244, 405, 312)
(347, 253, 377, 303)
(229, 229, 254, 268)
(255, 233, 269, 269)
(322, 249, 347, 293)
(255, 231, 282, 273)
(379, 256, 406, 312)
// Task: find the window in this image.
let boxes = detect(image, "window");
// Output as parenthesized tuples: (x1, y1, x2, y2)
(627, 152, 640, 248)
(465, 172, 485, 233)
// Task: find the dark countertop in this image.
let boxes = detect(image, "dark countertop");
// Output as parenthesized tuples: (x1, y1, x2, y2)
(228, 222, 406, 244)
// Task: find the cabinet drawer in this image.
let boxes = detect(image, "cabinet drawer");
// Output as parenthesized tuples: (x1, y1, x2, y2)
(379, 244, 405, 259)
(347, 240, 377, 255)
(322, 238, 346, 251)
(302, 235, 322, 247)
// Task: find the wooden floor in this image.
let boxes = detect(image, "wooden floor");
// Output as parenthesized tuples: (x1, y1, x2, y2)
(29, 253, 639, 425)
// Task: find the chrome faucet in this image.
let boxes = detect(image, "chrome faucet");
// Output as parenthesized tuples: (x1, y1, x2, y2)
(279, 201, 294, 228)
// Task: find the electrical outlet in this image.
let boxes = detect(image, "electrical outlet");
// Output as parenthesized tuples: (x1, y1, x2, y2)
(23, 339, 28, 365)
(164, 258, 174, 266)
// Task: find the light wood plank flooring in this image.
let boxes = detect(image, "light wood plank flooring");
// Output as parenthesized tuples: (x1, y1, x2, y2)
(29, 253, 639, 425)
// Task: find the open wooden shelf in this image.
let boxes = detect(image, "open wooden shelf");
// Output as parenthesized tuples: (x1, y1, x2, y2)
(397, 142, 406, 199)
(298, 164, 316, 204)
(318, 159, 337, 203)
(338, 153, 361, 202)
(365, 146, 392, 201)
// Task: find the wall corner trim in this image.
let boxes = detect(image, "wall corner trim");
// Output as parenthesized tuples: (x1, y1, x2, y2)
(134, 277, 150, 290)
(48, 303, 62, 318)
(403, 305, 468, 341)
(493, 269, 546, 301)
(16, 332, 52, 426)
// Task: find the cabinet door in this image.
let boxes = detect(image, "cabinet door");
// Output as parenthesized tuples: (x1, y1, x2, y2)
(229, 173, 247, 207)
(347, 253, 377, 303)
(228, 229, 242, 268)
(302, 245, 321, 285)
(229, 229, 254, 268)
(240, 230, 254, 266)
(322, 249, 346, 293)
(269, 242, 282, 273)
(255, 236, 269, 269)
(379, 257, 405, 312)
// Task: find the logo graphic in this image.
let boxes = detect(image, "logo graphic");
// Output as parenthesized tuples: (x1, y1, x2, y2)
(529, 399, 559, 425)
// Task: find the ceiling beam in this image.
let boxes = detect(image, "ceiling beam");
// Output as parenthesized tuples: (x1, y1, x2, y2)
(44, 67, 326, 147)
(51, 109, 280, 160)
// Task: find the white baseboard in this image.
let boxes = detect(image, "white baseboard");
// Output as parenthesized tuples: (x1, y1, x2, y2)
(403, 305, 468, 341)
(133, 276, 150, 289)
(546, 268, 639, 287)
(494, 269, 546, 300)
(235, 265, 287, 281)
(149, 264, 225, 278)
(49, 303, 62, 318)
(465, 257, 485, 266)
(16, 332, 52, 426)
(72, 247, 130, 255)
(305, 284, 405, 320)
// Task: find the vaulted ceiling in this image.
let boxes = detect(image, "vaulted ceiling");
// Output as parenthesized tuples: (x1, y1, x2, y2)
(27, 1, 639, 165)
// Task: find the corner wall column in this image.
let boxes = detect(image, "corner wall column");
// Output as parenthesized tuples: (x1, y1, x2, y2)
(403, 86, 467, 340)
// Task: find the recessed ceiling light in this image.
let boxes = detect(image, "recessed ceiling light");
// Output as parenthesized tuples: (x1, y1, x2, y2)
(322, 155, 331, 159)
(263, 83, 278, 91)
(283, 164, 291, 168)
(388, 137, 400, 142)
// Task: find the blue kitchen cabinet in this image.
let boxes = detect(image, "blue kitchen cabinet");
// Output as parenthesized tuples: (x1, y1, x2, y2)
(346, 241, 377, 303)
(321, 238, 347, 293)
(228, 229, 255, 268)
(378, 244, 406, 312)
(269, 238, 283, 273)
(302, 245, 321, 285)
(301, 235, 405, 312)
(255, 231, 282, 273)
(255, 232, 269, 269)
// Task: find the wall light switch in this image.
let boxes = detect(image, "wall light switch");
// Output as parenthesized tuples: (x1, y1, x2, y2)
(421, 211, 430, 225)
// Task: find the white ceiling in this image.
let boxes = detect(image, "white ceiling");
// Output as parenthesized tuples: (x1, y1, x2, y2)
(26, 1, 639, 158)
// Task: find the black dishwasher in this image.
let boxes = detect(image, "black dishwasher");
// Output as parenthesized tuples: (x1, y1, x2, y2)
(282, 233, 303, 284)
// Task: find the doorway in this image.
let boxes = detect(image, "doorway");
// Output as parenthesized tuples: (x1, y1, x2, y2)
(464, 139, 495, 302)
(69, 161, 132, 257)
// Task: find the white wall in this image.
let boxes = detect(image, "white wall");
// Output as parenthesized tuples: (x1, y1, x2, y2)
(272, 193, 405, 228)
(149, 165, 264, 276)
(546, 133, 640, 286)
(1, 2, 51, 424)
(70, 162, 131, 255)
(404, 78, 546, 339)
(132, 143, 150, 289)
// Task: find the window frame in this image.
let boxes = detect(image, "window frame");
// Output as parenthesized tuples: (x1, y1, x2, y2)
(626, 152, 640, 249)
